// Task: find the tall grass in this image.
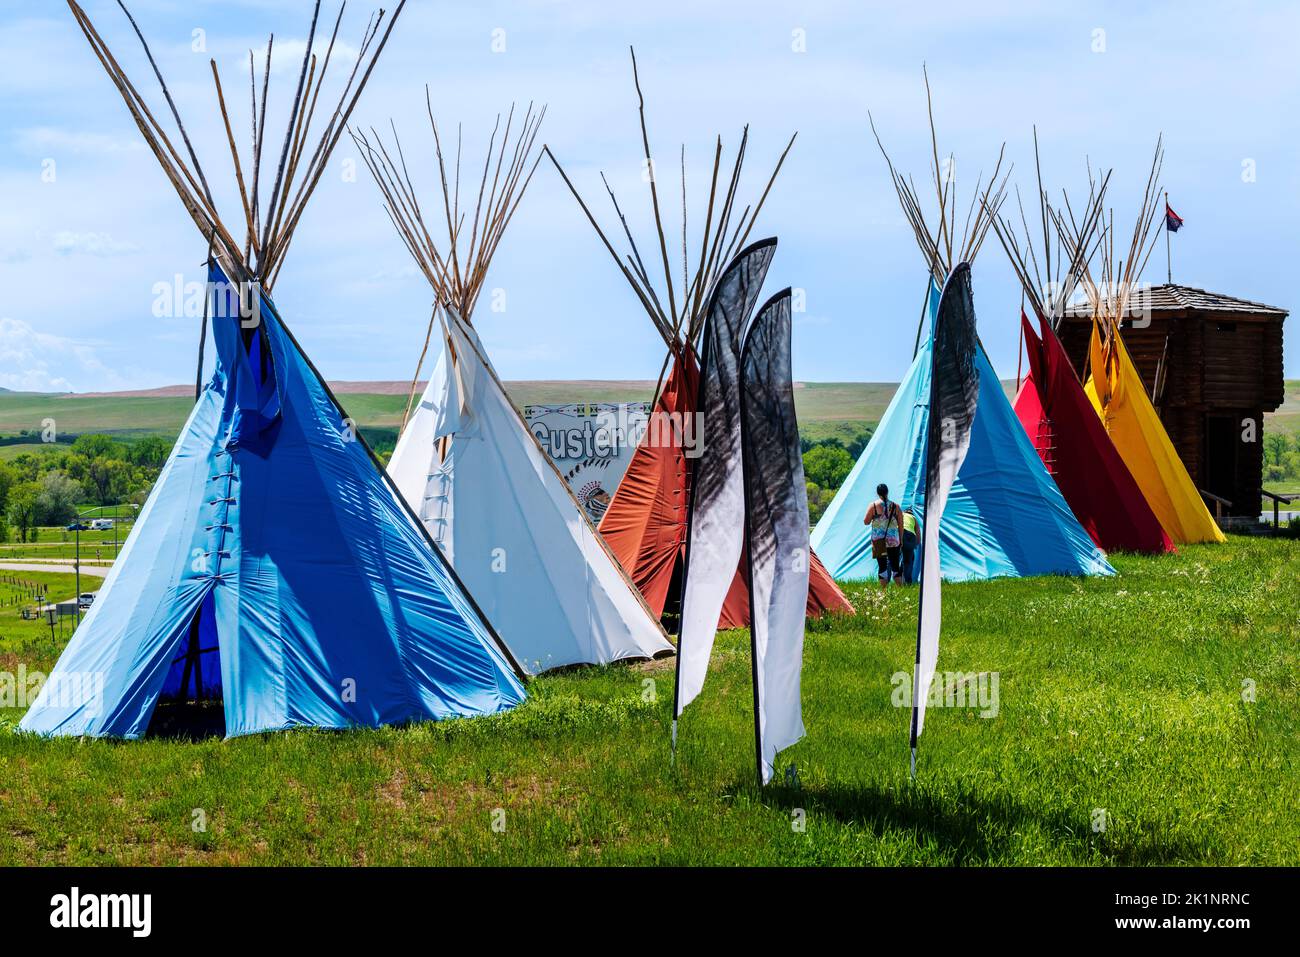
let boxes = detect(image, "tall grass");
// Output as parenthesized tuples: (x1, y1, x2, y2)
(0, 539, 1295, 865)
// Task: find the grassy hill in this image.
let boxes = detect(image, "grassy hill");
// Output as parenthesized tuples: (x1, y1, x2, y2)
(1, 379, 1296, 461)
(1268, 378, 1300, 435)
(0, 394, 196, 458)
(0, 381, 901, 454)
(0, 381, 897, 430)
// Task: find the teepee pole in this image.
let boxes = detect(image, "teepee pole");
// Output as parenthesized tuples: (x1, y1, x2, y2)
(195, 234, 214, 402)
(629, 47, 680, 327)
(113, 0, 215, 207)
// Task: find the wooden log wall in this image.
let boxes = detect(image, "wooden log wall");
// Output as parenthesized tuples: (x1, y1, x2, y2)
(1057, 309, 1285, 518)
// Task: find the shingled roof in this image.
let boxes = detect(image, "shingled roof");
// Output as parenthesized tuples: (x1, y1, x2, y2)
(1065, 283, 1287, 318)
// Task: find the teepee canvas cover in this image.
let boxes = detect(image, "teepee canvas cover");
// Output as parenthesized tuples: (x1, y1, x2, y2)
(355, 105, 672, 675)
(985, 131, 1173, 555)
(387, 308, 673, 674)
(597, 353, 700, 618)
(23, 1, 526, 738)
(812, 287, 1114, 582)
(22, 268, 525, 737)
(1084, 319, 1226, 544)
(818, 95, 1112, 583)
(549, 52, 851, 630)
(1041, 138, 1225, 546)
(1015, 312, 1174, 554)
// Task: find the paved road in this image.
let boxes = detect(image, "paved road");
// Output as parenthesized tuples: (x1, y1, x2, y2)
(0, 562, 110, 577)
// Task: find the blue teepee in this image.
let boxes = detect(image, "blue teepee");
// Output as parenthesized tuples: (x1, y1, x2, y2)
(812, 284, 1113, 582)
(20, 264, 525, 739)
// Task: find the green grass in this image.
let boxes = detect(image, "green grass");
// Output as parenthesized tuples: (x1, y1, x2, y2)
(0, 525, 130, 563)
(0, 569, 84, 677)
(0, 538, 1295, 865)
(1262, 481, 1300, 496)
(0, 394, 195, 437)
(0, 546, 119, 562)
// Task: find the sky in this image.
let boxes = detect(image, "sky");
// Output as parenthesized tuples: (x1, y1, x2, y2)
(1, 0, 1297, 393)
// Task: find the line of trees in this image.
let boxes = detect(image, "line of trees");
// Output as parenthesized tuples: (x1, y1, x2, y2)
(798, 426, 1300, 526)
(1263, 432, 1300, 485)
(802, 428, 872, 525)
(0, 434, 168, 542)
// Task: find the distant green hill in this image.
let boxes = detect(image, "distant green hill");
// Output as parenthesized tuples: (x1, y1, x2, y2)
(0, 393, 196, 437)
(0, 381, 898, 446)
(1, 380, 1295, 460)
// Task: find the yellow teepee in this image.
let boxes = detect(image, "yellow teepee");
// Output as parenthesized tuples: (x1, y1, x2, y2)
(1053, 138, 1225, 545)
(1084, 319, 1226, 544)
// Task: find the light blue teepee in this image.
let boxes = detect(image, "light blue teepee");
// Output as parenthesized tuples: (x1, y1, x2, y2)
(20, 263, 525, 738)
(812, 283, 1113, 582)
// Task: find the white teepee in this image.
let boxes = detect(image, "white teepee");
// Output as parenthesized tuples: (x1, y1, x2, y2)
(356, 108, 673, 675)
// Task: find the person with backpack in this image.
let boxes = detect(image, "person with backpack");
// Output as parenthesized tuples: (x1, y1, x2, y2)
(900, 507, 920, 584)
(863, 483, 903, 587)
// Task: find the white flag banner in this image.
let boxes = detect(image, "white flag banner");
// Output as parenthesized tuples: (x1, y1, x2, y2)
(911, 265, 980, 768)
(740, 289, 808, 784)
(675, 239, 776, 721)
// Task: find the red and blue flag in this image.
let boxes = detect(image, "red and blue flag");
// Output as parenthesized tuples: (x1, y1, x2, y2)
(1165, 202, 1184, 232)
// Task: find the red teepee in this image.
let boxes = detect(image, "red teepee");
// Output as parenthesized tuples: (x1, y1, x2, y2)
(548, 61, 845, 627)
(600, 353, 854, 628)
(1014, 312, 1174, 554)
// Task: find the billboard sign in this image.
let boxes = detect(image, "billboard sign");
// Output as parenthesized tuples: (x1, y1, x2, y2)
(525, 402, 651, 524)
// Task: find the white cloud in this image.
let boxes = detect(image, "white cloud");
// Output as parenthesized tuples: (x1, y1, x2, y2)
(244, 37, 360, 76)
(14, 128, 144, 156)
(0, 317, 127, 393)
(52, 232, 139, 258)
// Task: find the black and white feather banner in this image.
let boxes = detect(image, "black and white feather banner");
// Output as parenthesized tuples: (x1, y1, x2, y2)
(740, 288, 808, 785)
(674, 238, 777, 727)
(910, 263, 980, 774)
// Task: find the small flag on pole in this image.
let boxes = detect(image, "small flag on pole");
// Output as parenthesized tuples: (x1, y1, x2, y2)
(1165, 202, 1184, 233)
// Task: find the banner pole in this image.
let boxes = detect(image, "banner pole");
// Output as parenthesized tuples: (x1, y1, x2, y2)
(1016, 294, 1025, 391)
(909, 307, 940, 779)
(195, 233, 215, 402)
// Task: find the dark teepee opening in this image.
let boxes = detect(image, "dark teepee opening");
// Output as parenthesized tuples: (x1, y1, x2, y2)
(147, 590, 226, 739)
